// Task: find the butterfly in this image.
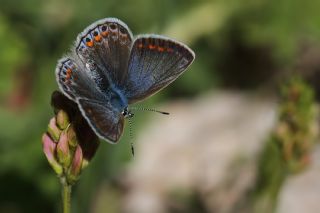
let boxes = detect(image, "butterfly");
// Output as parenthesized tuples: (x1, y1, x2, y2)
(55, 17, 195, 144)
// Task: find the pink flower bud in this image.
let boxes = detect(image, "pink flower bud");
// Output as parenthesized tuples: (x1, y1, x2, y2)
(68, 145, 83, 183)
(56, 131, 71, 167)
(47, 117, 61, 142)
(42, 133, 63, 175)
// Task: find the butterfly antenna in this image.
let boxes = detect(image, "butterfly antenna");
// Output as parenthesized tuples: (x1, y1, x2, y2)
(130, 106, 170, 115)
(128, 115, 135, 156)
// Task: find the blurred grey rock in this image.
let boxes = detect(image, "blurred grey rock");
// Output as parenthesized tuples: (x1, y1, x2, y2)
(276, 146, 320, 213)
(122, 91, 277, 213)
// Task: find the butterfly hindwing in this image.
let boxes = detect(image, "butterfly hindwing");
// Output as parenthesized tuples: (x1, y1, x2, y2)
(124, 35, 195, 103)
(77, 98, 124, 143)
(75, 18, 133, 87)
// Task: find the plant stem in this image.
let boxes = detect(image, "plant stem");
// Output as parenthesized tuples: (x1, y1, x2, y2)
(61, 178, 71, 213)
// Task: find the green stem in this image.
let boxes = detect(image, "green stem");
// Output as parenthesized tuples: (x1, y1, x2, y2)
(61, 178, 72, 213)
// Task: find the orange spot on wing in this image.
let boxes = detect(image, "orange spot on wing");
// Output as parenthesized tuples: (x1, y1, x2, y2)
(86, 41, 94, 47)
(167, 48, 174, 53)
(66, 68, 72, 74)
(65, 68, 72, 82)
(94, 35, 102, 42)
(158, 47, 164, 52)
(101, 31, 109, 37)
(138, 43, 143, 49)
(149, 45, 156, 50)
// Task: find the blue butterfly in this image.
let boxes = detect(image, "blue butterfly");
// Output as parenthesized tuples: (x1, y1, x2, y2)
(56, 18, 195, 144)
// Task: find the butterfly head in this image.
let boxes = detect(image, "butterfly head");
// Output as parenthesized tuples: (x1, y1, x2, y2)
(122, 107, 134, 118)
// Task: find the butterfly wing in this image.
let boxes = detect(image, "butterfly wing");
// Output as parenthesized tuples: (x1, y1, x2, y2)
(75, 18, 133, 87)
(56, 17, 133, 101)
(56, 18, 133, 143)
(124, 35, 195, 104)
(55, 56, 108, 102)
(78, 99, 124, 143)
(56, 57, 124, 143)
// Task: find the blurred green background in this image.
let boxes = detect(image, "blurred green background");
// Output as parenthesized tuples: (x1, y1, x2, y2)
(1, 0, 320, 212)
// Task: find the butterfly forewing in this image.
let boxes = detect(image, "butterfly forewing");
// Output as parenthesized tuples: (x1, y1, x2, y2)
(75, 18, 133, 88)
(56, 57, 107, 102)
(125, 35, 195, 104)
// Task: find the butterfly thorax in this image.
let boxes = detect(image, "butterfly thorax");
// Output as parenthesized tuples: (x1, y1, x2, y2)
(109, 86, 128, 113)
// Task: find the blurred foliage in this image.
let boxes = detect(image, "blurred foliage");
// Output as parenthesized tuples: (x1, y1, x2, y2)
(253, 76, 318, 213)
(0, 0, 320, 212)
(277, 77, 318, 171)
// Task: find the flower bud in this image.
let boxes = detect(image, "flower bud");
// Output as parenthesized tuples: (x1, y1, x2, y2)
(56, 131, 71, 168)
(42, 133, 63, 175)
(81, 159, 89, 170)
(56, 110, 69, 130)
(47, 117, 61, 142)
(68, 145, 83, 184)
(67, 125, 78, 148)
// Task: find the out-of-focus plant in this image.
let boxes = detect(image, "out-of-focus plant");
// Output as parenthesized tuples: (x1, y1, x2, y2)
(253, 76, 319, 213)
(276, 76, 318, 172)
(42, 91, 100, 213)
